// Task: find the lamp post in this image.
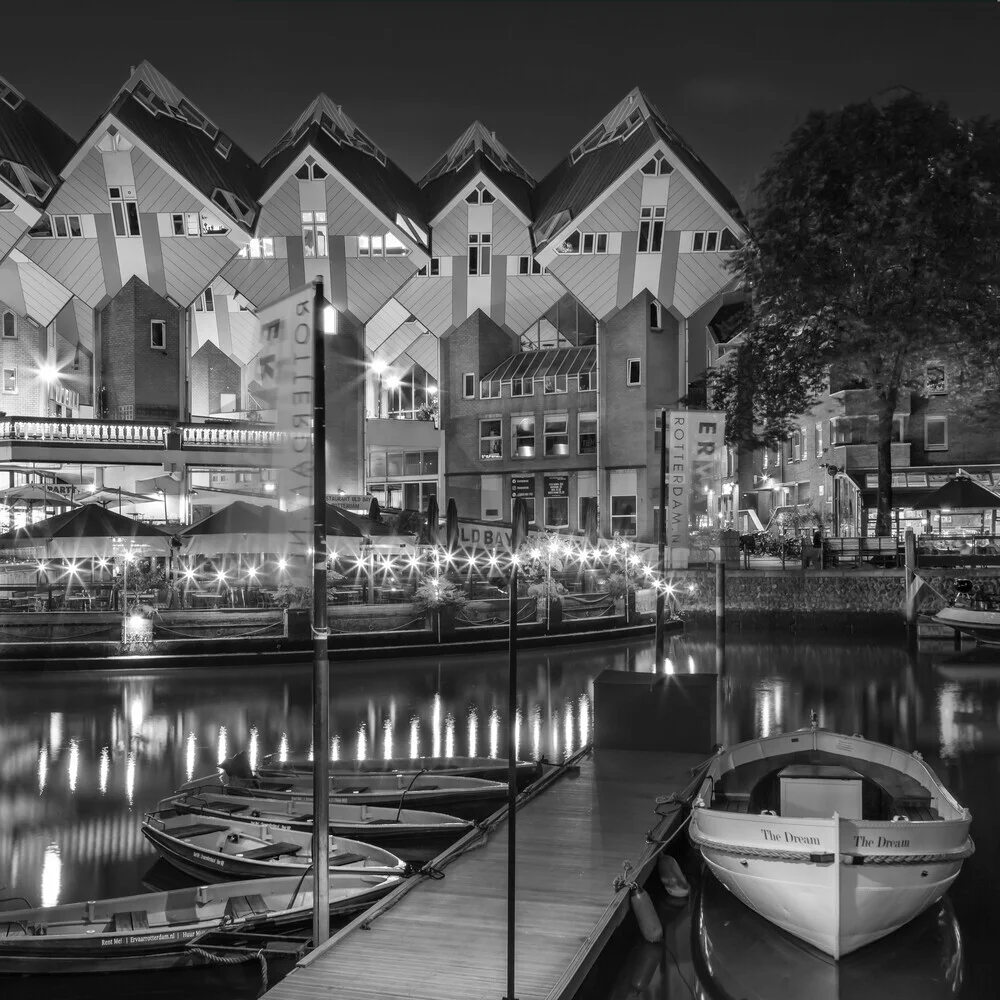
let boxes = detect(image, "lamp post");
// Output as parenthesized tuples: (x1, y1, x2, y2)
(371, 358, 388, 418)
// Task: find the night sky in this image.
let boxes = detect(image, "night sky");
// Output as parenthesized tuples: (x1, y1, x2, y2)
(6, 2, 999, 207)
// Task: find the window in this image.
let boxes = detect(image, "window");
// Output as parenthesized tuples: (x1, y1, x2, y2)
(296, 160, 328, 181)
(0, 81, 24, 110)
(0, 192, 13, 211)
(517, 256, 546, 275)
(2, 366, 16, 394)
(719, 228, 741, 251)
(705, 231, 719, 252)
(638, 207, 665, 253)
(544, 414, 569, 456)
(109, 186, 140, 237)
(239, 236, 275, 258)
(649, 301, 662, 330)
(511, 377, 533, 397)
(200, 211, 229, 236)
(692, 232, 705, 252)
(543, 374, 567, 395)
(302, 211, 328, 258)
(626, 358, 642, 386)
(203, 288, 214, 312)
(480, 380, 500, 399)
(172, 212, 203, 237)
(578, 412, 597, 454)
(52, 215, 68, 238)
(1, 310, 14, 339)
(925, 362, 947, 394)
(468, 233, 491, 275)
(480, 419, 503, 460)
(925, 415, 948, 450)
(555, 230, 581, 255)
(212, 189, 252, 225)
(611, 495, 637, 536)
(214, 136, 232, 160)
(596, 233, 608, 254)
(801, 425, 808, 461)
(463, 373, 475, 399)
(815, 421, 823, 456)
(512, 416, 535, 458)
(417, 257, 441, 276)
(691, 230, 731, 253)
(27, 215, 53, 238)
(0, 159, 51, 201)
(791, 430, 801, 462)
(545, 497, 569, 528)
(582, 233, 595, 254)
(577, 371, 595, 392)
(481, 475, 502, 520)
(640, 152, 674, 176)
(150, 320, 166, 350)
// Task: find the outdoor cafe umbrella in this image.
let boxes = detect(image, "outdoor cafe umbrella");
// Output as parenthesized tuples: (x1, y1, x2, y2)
(425, 494, 439, 546)
(446, 498, 460, 550)
(912, 474, 1000, 535)
(368, 497, 383, 523)
(0, 505, 171, 559)
(582, 497, 599, 547)
(0, 484, 80, 508)
(177, 501, 291, 556)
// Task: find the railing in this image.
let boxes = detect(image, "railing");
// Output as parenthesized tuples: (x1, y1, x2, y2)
(0, 417, 283, 450)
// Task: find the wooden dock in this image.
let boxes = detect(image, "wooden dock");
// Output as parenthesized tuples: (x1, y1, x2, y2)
(261, 746, 705, 1000)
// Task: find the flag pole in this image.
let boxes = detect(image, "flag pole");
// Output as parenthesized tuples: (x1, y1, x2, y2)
(311, 277, 330, 946)
(655, 407, 667, 665)
(506, 498, 524, 1000)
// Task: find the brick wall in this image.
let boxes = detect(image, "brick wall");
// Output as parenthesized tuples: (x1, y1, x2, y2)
(189, 342, 239, 416)
(99, 276, 181, 420)
(0, 301, 46, 416)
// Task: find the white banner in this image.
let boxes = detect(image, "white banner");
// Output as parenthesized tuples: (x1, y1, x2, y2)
(257, 286, 316, 583)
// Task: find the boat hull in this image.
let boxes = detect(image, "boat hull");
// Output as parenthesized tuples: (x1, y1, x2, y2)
(933, 606, 1000, 644)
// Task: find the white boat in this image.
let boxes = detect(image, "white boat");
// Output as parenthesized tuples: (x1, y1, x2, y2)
(687, 717, 974, 959)
(932, 579, 1000, 644)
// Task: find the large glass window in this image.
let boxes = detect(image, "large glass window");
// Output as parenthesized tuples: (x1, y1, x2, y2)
(511, 377, 533, 397)
(545, 497, 569, 528)
(302, 211, 328, 258)
(480, 419, 503, 460)
(925, 416, 948, 450)
(468, 233, 491, 276)
(543, 374, 567, 394)
(578, 413, 597, 454)
(611, 495, 637, 536)
(544, 414, 569, 456)
(638, 206, 665, 254)
(512, 416, 535, 458)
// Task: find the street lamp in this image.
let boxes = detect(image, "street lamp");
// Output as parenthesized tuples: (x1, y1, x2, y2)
(371, 358, 388, 417)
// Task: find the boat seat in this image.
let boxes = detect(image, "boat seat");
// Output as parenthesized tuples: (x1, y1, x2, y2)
(204, 801, 248, 814)
(223, 894, 270, 921)
(329, 852, 367, 867)
(896, 803, 939, 822)
(239, 842, 302, 861)
(169, 822, 230, 839)
(106, 910, 149, 932)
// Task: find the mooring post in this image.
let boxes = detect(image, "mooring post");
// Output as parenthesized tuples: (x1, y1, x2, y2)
(903, 527, 917, 648)
(716, 561, 726, 644)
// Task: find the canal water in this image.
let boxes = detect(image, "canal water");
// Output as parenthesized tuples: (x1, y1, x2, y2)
(0, 629, 997, 998)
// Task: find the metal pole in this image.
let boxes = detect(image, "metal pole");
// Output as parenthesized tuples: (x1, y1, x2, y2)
(655, 407, 667, 665)
(506, 555, 518, 1000)
(716, 560, 726, 645)
(311, 278, 330, 947)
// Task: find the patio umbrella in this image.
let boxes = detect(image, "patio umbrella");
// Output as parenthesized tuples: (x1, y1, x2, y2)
(425, 494, 439, 546)
(177, 501, 291, 556)
(446, 498, 459, 550)
(912, 475, 1000, 510)
(0, 505, 171, 559)
(582, 497, 599, 547)
(368, 497, 383, 523)
(0, 484, 80, 507)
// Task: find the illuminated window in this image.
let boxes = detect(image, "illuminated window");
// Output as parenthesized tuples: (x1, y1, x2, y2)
(555, 230, 581, 255)
(2, 366, 16, 394)
(302, 211, 328, 258)
(480, 419, 502, 460)
(543, 414, 569, 456)
(512, 416, 535, 458)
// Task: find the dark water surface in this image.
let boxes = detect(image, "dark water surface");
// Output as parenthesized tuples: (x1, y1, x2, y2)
(1, 630, 998, 998)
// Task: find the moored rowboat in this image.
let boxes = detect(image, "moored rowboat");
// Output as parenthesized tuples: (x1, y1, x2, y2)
(161, 789, 472, 854)
(688, 718, 973, 959)
(142, 809, 406, 883)
(0, 872, 403, 975)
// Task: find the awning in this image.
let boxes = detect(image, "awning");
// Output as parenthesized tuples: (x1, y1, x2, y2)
(851, 465, 1000, 506)
(481, 346, 596, 384)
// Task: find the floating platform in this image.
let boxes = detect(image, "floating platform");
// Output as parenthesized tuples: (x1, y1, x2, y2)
(260, 746, 704, 1000)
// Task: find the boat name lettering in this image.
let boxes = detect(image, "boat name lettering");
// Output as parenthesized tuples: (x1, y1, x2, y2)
(854, 834, 910, 849)
(762, 829, 821, 846)
(193, 851, 226, 866)
(101, 930, 185, 946)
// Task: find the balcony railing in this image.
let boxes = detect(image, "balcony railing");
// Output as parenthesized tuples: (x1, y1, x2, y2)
(0, 417, 282, 451)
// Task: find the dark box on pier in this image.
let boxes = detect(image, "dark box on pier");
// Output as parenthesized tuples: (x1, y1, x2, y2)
(593, 670, 717, 753)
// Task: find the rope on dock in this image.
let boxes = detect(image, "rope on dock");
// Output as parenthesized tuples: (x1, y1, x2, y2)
(188, 945, 268, 991)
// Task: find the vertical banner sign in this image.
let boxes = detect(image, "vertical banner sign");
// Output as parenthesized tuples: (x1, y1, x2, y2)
(667, 410, 726, 568)
(257, 286, 315, 585)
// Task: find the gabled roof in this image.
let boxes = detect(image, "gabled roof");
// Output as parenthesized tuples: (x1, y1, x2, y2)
(419, 122, 535, 221)
(78, 62, 260, 230)
(0, 74, 76, 208)
(260, 94, 428, 246)
(482, 346, 596, 383)
(532, 87, 745, 249)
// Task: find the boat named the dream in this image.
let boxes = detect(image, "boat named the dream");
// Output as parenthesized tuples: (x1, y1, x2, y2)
(142, 809, 407, 883)
(688, 717, 974, 959)
(933, 579, 1000, 644)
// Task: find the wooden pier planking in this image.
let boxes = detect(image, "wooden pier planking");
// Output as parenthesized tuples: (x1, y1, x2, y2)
(262, 747, 704, 1000)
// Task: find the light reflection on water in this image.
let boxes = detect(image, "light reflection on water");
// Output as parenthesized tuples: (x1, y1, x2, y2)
(1, 634, 999, 997)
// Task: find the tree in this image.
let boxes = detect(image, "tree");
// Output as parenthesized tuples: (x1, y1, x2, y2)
(711, 91, 1000, 534)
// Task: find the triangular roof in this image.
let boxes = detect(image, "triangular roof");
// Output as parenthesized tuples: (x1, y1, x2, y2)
(259, 94, 428, 246)
(69, 62, 260, 231)
(0, 74, 77, 209)
(419, 121, 535, 221)
(532, 87, 745, 250)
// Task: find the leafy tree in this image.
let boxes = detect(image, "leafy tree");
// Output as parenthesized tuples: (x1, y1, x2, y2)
(712, 91, 1000, 534)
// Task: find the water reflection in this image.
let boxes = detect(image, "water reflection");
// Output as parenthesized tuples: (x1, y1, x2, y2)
(40, 843, 61, 908)
(0, 634, 996, 996)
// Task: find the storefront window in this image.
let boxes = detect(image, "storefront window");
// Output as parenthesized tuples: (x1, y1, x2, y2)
(611, 495, 637, 536)
(480, 419, 503, 459)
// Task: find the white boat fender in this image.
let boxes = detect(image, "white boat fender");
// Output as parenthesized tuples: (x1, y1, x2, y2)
(657, 854, 690, 898)
(629, 884, 663, 944)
